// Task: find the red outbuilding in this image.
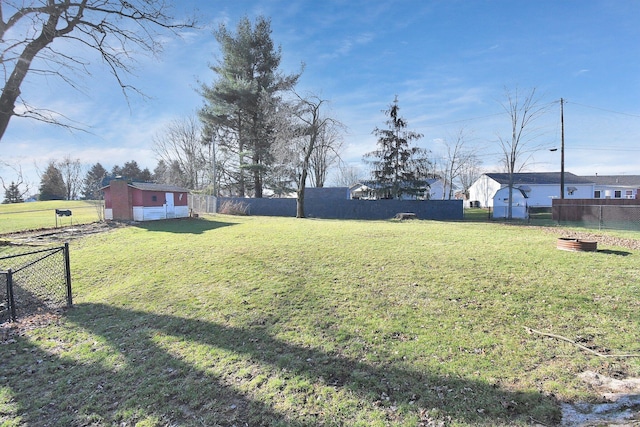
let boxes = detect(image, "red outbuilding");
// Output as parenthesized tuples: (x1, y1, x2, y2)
(103, 179, 190, 221)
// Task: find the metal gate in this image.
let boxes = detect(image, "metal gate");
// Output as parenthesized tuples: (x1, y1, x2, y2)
(1, 243, 72, 323)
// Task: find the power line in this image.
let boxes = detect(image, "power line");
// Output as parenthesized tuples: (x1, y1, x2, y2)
(570, 145, 640, 152)
(565, 100, 640, 118)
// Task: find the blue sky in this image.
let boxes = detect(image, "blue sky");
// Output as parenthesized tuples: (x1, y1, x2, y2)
(2, 0, 639, 193)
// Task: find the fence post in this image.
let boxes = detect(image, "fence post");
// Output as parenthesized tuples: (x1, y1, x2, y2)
(7, 269, 16, 322)
(599, 205, 603, 231)
(64, 243, 73, 307)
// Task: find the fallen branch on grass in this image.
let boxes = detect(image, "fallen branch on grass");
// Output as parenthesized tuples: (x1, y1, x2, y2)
(524, 327, 640, 358)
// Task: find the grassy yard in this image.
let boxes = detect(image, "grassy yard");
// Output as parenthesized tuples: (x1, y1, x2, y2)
(1, 215, 639, 426)
(0, 200, 103, 233)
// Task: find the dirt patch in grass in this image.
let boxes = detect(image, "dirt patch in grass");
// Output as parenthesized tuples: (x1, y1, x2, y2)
(0, 221, 124, 245)
(1, 310, 65, 342)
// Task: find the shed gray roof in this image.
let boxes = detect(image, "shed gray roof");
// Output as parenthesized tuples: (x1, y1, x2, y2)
(495, 186, 528, 198)
(486, 172, 594, 185)
(581, 175, 640, 187)
(128, 182, 190, 192)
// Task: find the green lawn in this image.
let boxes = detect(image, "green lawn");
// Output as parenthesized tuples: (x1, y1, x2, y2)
(0, 200, 103, 233)
(1, 215, 639, 426)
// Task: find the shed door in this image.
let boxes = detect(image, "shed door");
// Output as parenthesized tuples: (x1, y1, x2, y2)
(165, 192, 175, 218)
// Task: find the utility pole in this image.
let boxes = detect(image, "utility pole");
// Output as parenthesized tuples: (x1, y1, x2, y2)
(560, 98, 565, 199)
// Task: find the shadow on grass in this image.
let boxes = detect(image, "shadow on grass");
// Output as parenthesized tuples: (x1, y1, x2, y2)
(132, 217, 237, 234)
(597, 249, 633, 256)
(0, 303, 560, 426)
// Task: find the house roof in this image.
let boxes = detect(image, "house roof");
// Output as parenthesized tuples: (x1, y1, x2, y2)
(356, 178, 440, 190)
(581, 175, 640, 187)
(485, 172, 594, 185)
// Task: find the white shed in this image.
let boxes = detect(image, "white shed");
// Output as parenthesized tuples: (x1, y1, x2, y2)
(492, 187, 528, 219)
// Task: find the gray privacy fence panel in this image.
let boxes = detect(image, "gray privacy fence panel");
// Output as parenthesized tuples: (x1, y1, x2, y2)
(217, 196, 463, 220)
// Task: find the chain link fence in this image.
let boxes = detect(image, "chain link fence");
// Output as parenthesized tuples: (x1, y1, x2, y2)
(552, 203, 640, 231)
(472, 202, 640, 232)
(1, 243, 72, 323)
(188, 194, 217, 215)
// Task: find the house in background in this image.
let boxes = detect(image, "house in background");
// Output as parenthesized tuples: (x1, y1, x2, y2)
(103, 179, 190, 221)
(349, 178, 446, 200)
(467, 172, 595, 208)
(583, 175, 640, 199)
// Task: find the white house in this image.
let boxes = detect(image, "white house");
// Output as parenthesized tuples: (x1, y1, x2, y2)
(467, 172, 595, 208)
(350, 178, 446, 200)
(427, 178, 446, 200)
(582, 175, 640, 200)
(492, 187, 528, 219)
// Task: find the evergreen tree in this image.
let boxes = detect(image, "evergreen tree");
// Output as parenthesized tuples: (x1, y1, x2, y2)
(3, 182, 24, 203)
(120, 160, 144, 181)
(38, 161, 66, 200)
(139, 168, 153, 182)
(154, 160, 183, 186)
(199, 15, 301, 197)
(109, 161, 151, 182)
(364, 97, 431, 200)
(82, 163, 108, 200)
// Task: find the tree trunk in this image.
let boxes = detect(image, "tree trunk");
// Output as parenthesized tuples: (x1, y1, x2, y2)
(296, 179, 306, 218)
(0, 14, 60, 140)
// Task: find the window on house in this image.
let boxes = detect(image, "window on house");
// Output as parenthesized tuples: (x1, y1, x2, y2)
(594, 190, 601, 198)
(625, 190, 633, 199)
(567, 186, 577, 196)
(152, 195, 157, 202)
(614, 191, 622, 198)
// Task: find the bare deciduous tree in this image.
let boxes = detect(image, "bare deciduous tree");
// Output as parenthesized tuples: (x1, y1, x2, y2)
(153, 116, 209, 190)
(458, 157, 483, 202)
(332, 162, 362, 187)
(58, 155, 83, 200)
(308, 121, 344, 188)
(497, 87, 548, 218)
(0, 1, 196, 141)
(438, 128, 480, 199)
(0, 161, 32, 201)
(287, 92, 344, 218)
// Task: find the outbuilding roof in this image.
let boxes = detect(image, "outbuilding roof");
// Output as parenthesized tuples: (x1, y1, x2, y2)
(127, 182, 190, 192)
(495, 186, 529, 198)
(102, 180, 189, 193)
(485, 172, 594, 185)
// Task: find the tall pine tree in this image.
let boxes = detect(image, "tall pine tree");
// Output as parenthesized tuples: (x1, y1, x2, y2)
(3, 182, 24, 203)
(39, 161, 66, 200)
(364, 97, 431, 200)
(199, 16, 301, 197)
(82, 163, 108, 200)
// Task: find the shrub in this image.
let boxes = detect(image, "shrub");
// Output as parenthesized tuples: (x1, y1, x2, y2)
(218, 200, 249, 216)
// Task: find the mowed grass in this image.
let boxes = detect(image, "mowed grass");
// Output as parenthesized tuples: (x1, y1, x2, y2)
(1, 215, 639, 426)
(0, 200, 103, 233)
